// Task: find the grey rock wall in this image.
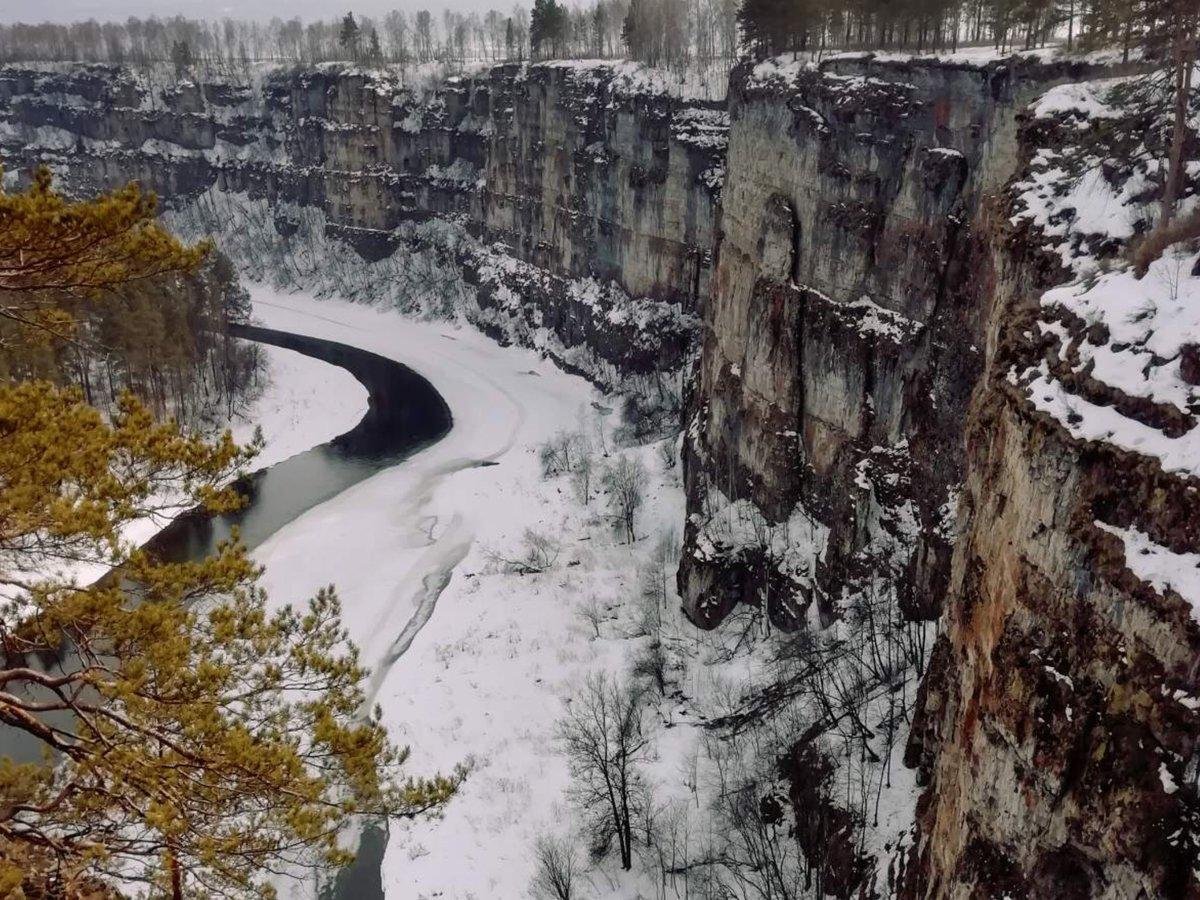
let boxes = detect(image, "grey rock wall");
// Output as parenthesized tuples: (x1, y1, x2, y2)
(0, 61, 722, 386)
(678, 56, 1110, 633)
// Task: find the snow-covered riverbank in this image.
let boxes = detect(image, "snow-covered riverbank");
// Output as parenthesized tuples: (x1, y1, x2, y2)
(42, 337, 368, 591)
(231, 339, 368, 473)
(250, 288, 920, 899)
(248, 289, 696, 897)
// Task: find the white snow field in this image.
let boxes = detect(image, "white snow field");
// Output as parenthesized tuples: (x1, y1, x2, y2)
(248, 288, 921, 900)
(249, 287, 688, 898)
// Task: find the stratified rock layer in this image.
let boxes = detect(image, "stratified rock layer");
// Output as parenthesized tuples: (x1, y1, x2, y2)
(678, 56, 1106, 632)
(0, 61, 724, 388)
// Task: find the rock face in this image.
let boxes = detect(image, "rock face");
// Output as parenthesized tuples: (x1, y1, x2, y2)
(678, 56, 1104, 632)
(674, 52, 1194, 898)
(0, 61, 724, 392)
(904, 307, 1200, 898)
(900, 81, 1200, 898)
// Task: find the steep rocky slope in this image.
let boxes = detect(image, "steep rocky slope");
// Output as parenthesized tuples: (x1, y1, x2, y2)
(670, 51, 1200, 897)
(901, 77, 1200, 898)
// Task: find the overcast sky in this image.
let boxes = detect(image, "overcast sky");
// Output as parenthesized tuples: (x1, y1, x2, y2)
(1, 0, 498, 24)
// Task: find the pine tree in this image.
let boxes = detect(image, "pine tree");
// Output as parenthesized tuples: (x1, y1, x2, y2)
(1152, 0, 1199, 223)
(339, 12, 361, 58)
(531, 0, 549, 57)
(170, 38, 192, 78)
(592, 2, 608, 55)
(0, 167, 208, 345)
(0, 171, 459, 895)
(622, 0, 648, 57)
(531, 0, 568, 58)
(737, 0, 799, 56)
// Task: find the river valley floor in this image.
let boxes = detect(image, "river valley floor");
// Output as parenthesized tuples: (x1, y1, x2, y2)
(248, 287, 685, 898)
(247, 288, 920, 899)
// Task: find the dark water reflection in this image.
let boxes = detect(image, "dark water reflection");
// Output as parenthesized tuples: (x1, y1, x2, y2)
(145, 323, 451, 564)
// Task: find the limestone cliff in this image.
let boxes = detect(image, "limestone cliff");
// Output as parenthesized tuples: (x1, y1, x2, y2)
(674, 53, 1181, 898)
(0, 61, 723, 397)
(900, 75, 1200, 898)
(678, 55, 1105, 632)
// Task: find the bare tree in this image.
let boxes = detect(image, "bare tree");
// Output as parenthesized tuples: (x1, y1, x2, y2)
(415, 9, 435, 61)
(704, 730, 808, 900)
(540, 430, 584, 478)
(532, 833, 585, 899)
(579, 595, 607, 639)
(634, 529, 677, 637)
(383, 9, 410, 63)
(602, 455, 648, 543)
(557, 672, 651, 870)
(572, 452, 596, 504)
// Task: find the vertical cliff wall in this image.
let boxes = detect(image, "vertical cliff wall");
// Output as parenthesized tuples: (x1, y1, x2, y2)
(0, 61, 725, 396)
(678, 55, 1103, 632)
(675, 54, 1177, 897)
(900, 76, 1200, 899)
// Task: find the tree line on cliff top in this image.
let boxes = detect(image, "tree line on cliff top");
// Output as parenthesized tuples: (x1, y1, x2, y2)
(1, 0, 1195, 70)
(736, 0, 1199, 59)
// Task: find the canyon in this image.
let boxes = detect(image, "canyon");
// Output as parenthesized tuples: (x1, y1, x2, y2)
(4, 49, 1198, 896)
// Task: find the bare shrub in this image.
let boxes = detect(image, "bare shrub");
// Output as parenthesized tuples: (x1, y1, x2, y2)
(540, 430, 584, 478)
(579, 595, 606, 639)
(613, 396, 657, 446)
(612, 383, 684, 447)
(532, 834, 584, 900)
(488, 528, 561, 574)
(1128, 206, 1200, 275)
(572, 453, 595, 504)
(601, 455, 648, 544)
(658, 435, 678, 471)
(630, 639, 668, 696)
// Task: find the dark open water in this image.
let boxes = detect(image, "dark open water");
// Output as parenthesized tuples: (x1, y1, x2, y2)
(146, 323, 451, 563)
(0, 323, 452, 900)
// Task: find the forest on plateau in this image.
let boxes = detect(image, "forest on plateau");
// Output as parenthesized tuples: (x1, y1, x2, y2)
(0, 0, 1164, 73)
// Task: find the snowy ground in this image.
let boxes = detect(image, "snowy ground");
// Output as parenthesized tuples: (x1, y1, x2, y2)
(249, 288, 683, 897)
(247, 288, 920, 899)
(230, 341, 368, 473)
